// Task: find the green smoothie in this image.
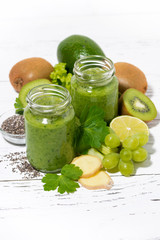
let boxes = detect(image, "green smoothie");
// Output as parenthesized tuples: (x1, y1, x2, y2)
(24, 86, 76, 173)
(71, 67, 118, 123)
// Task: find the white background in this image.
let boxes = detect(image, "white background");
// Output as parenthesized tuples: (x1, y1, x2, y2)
(0, 1, 160, 240)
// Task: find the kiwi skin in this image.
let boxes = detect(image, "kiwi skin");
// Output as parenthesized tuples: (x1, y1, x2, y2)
(115, 62, 148, 94)
(119, 88, 157, 122)
(9, 57, 53, 92)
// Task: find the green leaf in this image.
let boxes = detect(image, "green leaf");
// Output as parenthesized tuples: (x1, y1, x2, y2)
(84, 105, 105, 124)
(14, 97, 23, 108)
(14, 98, 24, 115)
(83, 119, 107, 148)
(42, 174, 59, 191)
(58, 175, 80, 194)
(50, 63, 72, 91)
(61, 164, 83, 180)
(42, 164, 82, 194)
(79, 105, 89, 124)
(77, 106, 109, 153)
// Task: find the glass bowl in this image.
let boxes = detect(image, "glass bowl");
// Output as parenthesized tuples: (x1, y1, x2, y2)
(0, 109, 25, 145)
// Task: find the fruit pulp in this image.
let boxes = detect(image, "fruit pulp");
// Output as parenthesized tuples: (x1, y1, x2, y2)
(110, 115, 149, 141)
(121, 88, 157, 121)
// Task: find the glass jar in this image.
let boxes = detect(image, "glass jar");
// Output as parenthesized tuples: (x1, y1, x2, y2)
(24, 84, 76, 173)
(71, 55, 118, 123)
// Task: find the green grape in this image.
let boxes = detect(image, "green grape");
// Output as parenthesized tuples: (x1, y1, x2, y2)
(107, 165, 119, 173)
(118, 159, 134, 177)
(105, 133, 121, 148)
(135, 133, 149, 146)
(99, 144, 118, 155)
(132, 147, 148, 162)
(102, 153, 120, 169)
(122, 135, 139, 150)
(120, 148, 132, 162)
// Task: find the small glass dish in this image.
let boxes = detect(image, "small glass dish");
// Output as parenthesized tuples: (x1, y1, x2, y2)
(0, 109, 25, 145)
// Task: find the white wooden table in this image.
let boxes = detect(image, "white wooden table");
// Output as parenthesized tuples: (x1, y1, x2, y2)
(0, 1, 160, 239)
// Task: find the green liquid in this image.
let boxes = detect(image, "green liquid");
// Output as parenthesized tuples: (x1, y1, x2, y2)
(71, 68, 118, 123)
(24, 106, 75, 173)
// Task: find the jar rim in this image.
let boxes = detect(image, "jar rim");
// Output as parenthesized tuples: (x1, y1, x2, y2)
(26, 84, 71, 114)
(73, 55, 115, 85)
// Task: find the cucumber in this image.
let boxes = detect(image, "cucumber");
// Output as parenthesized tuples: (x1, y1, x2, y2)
(87, 148, 104, 160)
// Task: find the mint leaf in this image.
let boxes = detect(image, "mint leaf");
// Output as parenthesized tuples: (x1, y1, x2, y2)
(61, 164, 83, 180)
(77, 106, 109, 153)
(14, 98, 24, 115)
(42, 174, 59, 191)
(58, 175, 80, 194)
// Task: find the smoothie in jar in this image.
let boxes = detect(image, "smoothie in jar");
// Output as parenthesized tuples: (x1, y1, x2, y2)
(71, 56, 118, 123)
(24, 84, 75, 173)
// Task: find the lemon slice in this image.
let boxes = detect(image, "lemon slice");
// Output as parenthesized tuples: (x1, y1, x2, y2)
(110, 115, 149, 141)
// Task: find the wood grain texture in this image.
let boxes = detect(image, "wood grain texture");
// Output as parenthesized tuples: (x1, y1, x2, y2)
(0, 2, 160, 239)
(0, 175, 160, 239)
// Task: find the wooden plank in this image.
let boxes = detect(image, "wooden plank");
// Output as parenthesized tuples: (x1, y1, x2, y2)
(0, 174, 160, 240)
(0, 174, 160, 214)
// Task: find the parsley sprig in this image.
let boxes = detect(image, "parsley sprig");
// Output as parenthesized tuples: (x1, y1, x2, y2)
(76, 105, 110, 153)
(42, 164, 83, 194)
(14, 98, 24, 115)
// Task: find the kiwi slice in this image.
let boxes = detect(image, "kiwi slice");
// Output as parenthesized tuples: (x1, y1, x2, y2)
(19, 79, 51, 107)
(119, 88, 157, 122)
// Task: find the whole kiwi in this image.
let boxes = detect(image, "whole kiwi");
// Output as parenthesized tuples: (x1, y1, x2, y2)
(9, 57, 54, 92)
(115, 62, 147, 94)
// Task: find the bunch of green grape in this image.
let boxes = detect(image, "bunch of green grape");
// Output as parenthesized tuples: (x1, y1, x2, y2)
(101, 132, 149, 177)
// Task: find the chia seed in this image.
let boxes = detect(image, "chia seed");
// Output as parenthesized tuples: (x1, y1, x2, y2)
(2, 151, 43, 179)
(1, 115, 25, 135)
